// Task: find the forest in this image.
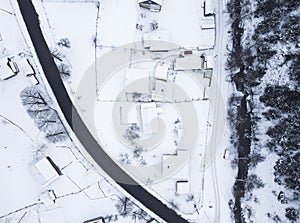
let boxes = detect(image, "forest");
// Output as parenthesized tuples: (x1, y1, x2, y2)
(226, 0, 299, 222)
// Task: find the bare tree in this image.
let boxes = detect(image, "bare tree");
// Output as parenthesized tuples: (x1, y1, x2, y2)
(57, 63, 71, 79)
(133, 144, 143, 159)
(20, 86, 68, 143)
(115, 197, 134, 217)
(20, 86, 49, 112)
(57, 38, 71, 48)
(123, 124, 140, 143)
(45, 124, 68, 143)
(50, 47, 64, 62)
(119, 153, 131, 165)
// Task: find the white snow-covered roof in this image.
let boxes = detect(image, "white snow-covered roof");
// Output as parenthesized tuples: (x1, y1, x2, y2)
(205, 55, 214, 69)
(138, 0, 163, 6)
(27, 74, 39, 85)
(39, 190, 56, 206)
(201, 24, 215, 29)
(175, 55, 202, 70)
(204, 0, 214, 15)
(0, 57, 16, 80)
(143, 30, 171, 51)
(18, 57, 35, 75)
(176, 181, 189, 194)
(35, 157, 60, 185)
(155, 64, 169, 81)
(140, 102, 159, 135)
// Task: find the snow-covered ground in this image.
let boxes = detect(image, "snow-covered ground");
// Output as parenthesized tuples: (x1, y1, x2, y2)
(0, 1, 161, 222)
(0, 0, 239, 222)
(31, 0, 229, 222)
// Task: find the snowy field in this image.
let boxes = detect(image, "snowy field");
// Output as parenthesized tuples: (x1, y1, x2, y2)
(0, 1, 160, 222)
(33, 0, 98, 94)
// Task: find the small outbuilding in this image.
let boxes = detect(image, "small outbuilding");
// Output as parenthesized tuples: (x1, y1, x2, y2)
(204, 0, 214, 16)
(35, 156, 61, 186)
(18, 57, 35, 75)
(176, 181, 190, 194)
(0, 57, 18, 80)
(138, 0, 163, 12)
(39, 190, 57, 206)
(154, 64, 169, 81)
(202, 55, 214, 70)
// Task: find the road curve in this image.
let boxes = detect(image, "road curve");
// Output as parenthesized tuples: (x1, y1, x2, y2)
(17, 0, 188, 222)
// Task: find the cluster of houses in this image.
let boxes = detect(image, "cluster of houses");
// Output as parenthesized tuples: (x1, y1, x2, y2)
(130, 0, 216, 196)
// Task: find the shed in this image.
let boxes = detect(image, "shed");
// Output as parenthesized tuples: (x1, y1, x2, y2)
(176, 181, 190, 194)
(18, 57, 35, 75)
(35, 156, 61, 186)
(0, 57, 18, 80)
(138, 0, 163, 12)
(154, 64, 169, 81)
(39, 190, 57, 206)
(204, 0, 214, 16)
(202, 55, 214, 69)
(201, 24, 215, 30)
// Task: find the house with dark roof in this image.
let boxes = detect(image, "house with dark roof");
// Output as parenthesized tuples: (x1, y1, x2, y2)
(138, 0, 163, 12)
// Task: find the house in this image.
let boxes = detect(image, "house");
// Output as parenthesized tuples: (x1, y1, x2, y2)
(154, 64, 169, 81)
(202, 55, 214, 70)
(125, 68, 150, 95)
(140, 102, 161, 135)
(143, 30, 171, 51)
(138, 0, 163, 12)
(204, 0, 214, 16)
(0, 57, 18, 80)
(35, 156, 61, 186)
(174, 55, 202, 70)
(176, 181, 190, 194)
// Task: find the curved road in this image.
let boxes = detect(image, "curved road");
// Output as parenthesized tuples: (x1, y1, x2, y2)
(17, 0, 188, 222)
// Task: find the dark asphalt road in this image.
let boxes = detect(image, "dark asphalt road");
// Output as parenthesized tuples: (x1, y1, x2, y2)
(17, 1, 189, 222)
